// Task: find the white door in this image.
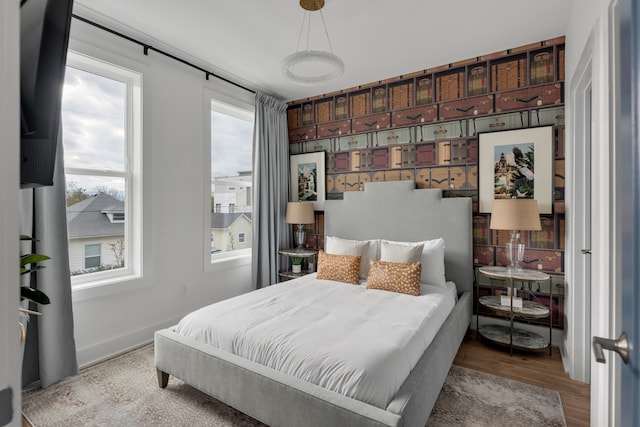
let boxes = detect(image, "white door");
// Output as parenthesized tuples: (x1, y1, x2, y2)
(614, 0, 639, 423)
(593, 0, 640, 425)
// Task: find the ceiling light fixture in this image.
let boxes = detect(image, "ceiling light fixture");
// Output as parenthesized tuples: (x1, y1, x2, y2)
(282, 0, 344, 85)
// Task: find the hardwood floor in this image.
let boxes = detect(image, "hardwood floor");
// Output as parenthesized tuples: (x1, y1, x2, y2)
(22, 331, 590, 427)
(454, 331, 590, 427)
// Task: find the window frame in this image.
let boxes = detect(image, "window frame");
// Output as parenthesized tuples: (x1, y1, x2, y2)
(63, 51, 143, 290)
(203, 88, 254, 271)
(84, 243, 102, 269)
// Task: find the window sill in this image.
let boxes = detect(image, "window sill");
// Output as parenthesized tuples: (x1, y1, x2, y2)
(207, 251, 251, 273)
(71, 272, 145, 303)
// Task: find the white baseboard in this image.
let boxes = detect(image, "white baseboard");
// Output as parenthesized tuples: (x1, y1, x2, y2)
(76, 316, 181, 368)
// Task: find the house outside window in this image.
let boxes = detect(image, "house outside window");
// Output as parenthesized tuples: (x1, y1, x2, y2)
(207, 98, 254, 261)
(84, 244, 101, 269)
(62, 52, 142, 287)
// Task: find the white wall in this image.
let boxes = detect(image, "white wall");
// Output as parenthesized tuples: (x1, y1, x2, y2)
(0, 1, 21, 425)
(67, 11, 256, 367)
(565, 0, 612, 78)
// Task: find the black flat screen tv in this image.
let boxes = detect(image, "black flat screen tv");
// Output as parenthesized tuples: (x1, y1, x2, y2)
(20, 0, 74, 188)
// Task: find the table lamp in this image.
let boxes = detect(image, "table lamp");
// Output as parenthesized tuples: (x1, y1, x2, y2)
(489, 199, 541, 272)
(286, 202, 315, 248)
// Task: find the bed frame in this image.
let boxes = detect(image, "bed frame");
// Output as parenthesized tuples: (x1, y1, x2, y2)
(155, 181, 473, 427)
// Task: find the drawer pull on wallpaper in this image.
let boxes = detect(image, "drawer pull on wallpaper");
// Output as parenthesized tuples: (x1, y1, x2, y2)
(405, 113, 422, 122)
(489, 119, 505, 129)
(455, 105, 476, 113)
(364, 121, 378, 128)
(515, 95, 540, 104)
(434, 126, 447, 136)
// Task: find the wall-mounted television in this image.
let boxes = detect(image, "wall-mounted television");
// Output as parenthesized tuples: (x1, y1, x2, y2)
(20, 0, 74, 188)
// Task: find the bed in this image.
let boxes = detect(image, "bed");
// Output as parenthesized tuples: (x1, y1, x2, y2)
(154, 181, 473, 427)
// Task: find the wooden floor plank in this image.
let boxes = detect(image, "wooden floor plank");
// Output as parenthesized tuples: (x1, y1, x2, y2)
(454, 331, 590, 427)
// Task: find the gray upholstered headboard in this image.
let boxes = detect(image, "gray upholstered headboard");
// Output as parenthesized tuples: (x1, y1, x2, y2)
(324, 181, 473, 294)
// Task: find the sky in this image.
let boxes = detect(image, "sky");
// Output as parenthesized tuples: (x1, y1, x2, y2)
(62, 66, 126, 194)
(211, 110, 253, 178)
(61, 65, 253, 197)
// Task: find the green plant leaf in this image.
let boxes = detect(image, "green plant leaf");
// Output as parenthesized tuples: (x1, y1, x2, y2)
(21, 253, 50, 266)
(20, 254, 50, 275)
(20, 265, 46, 276)
(20, 287, 51, 305)
(19, 235, 52, 306)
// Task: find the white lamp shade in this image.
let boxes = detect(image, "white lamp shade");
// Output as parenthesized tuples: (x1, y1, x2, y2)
(489, 199, 542, 231)
(286, 202, 315, 224)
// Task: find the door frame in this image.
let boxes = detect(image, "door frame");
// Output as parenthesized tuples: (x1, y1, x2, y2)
(567, 13, 616, 425)
(566, 29, 594, 385)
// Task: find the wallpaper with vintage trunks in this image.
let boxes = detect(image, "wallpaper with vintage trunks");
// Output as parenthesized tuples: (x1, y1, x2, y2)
(287, 37, 566, 328)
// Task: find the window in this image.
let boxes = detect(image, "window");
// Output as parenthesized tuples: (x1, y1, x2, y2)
(207, 98, 254, 262)
(84, 244, 101, 269)
(111, 212, 125, 222)
(62, 52, 142, 286)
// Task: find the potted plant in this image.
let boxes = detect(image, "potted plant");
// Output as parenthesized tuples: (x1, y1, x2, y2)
(290, 256, 303, 274)
(19, 235, 51, 344)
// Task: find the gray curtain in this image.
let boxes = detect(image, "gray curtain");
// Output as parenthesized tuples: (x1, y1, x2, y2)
(251, 92, 292, 289)
(20, 129, 78, 388)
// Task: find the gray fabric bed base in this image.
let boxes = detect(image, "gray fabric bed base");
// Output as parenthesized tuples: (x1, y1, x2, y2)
(154, 291, 472, 427)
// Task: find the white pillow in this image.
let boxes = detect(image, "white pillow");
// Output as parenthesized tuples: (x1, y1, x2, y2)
(419, 238, 446, 287)
(325, 236, 379, 280)
(380, 240, 424, 263)
(381, 238, 446, 286)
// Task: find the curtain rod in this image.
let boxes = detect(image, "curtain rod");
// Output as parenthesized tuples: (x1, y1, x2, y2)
(72, 14, 256, 95)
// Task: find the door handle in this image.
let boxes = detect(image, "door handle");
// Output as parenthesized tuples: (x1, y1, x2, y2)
(593, 332, 630, 364)
(581, 249, 592, 254)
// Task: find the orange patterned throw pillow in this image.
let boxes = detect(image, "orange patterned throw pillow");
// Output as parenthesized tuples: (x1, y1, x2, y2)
(366, 260, 422, 296)
(316, 250, 361, 284)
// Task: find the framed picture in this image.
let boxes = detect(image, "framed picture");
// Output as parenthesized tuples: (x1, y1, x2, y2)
(290, 152, 325, 210)
(478, 126, 553, 214)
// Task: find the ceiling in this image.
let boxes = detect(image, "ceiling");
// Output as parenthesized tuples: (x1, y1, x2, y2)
(73, 0, 574, 102)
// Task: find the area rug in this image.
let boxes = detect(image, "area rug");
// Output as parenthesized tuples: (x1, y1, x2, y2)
(22, 344, 566, 427)
(427, 365, 566, 427)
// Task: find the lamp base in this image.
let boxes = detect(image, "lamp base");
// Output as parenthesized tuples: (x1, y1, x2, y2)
(505, 230, 521, 273)
(294, 224, 306, 249)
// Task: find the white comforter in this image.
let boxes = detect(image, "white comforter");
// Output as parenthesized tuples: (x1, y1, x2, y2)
(174, 274, 456, 408)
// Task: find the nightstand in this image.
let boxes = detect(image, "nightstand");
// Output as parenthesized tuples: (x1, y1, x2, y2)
(278, 248, 318, 281)
(477, 266, 552, 355)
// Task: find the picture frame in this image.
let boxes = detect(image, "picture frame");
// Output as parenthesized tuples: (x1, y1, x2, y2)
(290, 152, 325, 211)
(478, 126, 553, 214)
